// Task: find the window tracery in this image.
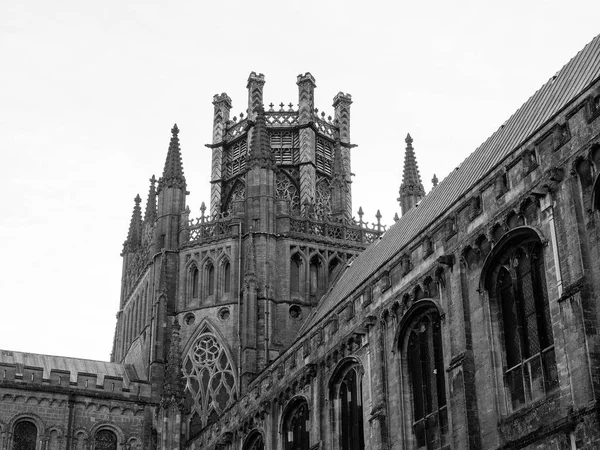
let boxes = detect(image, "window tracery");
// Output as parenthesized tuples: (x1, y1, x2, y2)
(315, 177, 332, 221)
(276, 172, 300, 215)
(330, 363, 365, 450)
(489, 237, 557, 410)
(223, 180, 245, 216)
(283, 399, 310, 450)
(94, 429, 118, 450)
(183, 331, 237, 428)
(405, 310, 448, 449)
(243, 431, 265, 450)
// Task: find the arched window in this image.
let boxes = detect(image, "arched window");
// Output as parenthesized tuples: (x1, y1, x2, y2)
(191, 266, 199, 299)
(309, 255, 325, 300)
(330, 362, 365, 450)
(290, 253, 303, 294)
(182, 329, 237, 429)
(205, 262, 215, 296)
(404, 309, 448, 449)
(283, 398, 310, 450)
(13, 420, 37, 450)
(243, 430, 265, 450)
(94, 429, 118, 450)
(487, 235, 558, 410)
(223, 260, 231, 294)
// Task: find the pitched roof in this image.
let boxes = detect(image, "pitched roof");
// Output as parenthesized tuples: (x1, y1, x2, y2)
(0, 349, 136, 385)
(300, 33, 600, 334)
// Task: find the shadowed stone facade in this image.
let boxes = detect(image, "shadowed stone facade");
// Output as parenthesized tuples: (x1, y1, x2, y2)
(3, 34, 600, 450)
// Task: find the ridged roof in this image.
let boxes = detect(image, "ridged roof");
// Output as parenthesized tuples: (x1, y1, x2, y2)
(0, 349, 134, 385)
(301, 33, 600, 334)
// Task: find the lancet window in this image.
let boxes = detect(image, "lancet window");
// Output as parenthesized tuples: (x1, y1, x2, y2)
(205, 262, 215, 297)
(13, 420, 37, 450)
(190, 265, 200, 298)
(282, 398, 310, 450)
(404, 309, 448, 449)
(183, 330, 237, 428)
(94, 429, 118, 450)
(487, 232, 557, 410)
(223, 260, 231, 294)
(290, 253, 303, 295)
(309, 255, 325, 300)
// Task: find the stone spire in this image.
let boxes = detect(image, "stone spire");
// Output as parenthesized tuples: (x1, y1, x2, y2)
(144, 175, 157, 223)
(159, 124, 186, 191)
(398, 133, 425, 216)
(124, 194, 142, 251)
(161, 317, 185, 410)
(248, 105, 273, 168)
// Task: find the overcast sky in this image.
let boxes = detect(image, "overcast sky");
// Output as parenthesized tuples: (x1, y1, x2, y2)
(1, 1, 598, 361)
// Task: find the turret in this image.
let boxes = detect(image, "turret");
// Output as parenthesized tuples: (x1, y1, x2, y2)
(333, 92, 353, 219)
(297, 73, 317, 214)
(210, 93, 232, 217)
(398, 133, 425, 216)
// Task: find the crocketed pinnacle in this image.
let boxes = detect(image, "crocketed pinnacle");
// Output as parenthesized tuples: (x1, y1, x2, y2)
(144, 175, 157, 223)
(124, 194, 142, 251)
(161, 317, 185, 411)
(159, 124, 186, 190)
(248, 105, 273, 168)
(398, 133, 425, 216)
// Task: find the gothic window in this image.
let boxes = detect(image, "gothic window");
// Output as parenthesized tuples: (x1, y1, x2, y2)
(243, 431, 265, 450)
(283, 398, 310, 450)
(94, 429, 118, 450)
(276, 172, 300, 215)
(191, 265, 199, 299)
(290, 253, 303, 295)
(315, 177, 332, 221)
(309, 255, 325, 300)
(223, 179, 246, 216)
(330, 363, 365, 450)
(182, 330, 237, 429)
(13, 420, 37, 450)
(223, 260, 231, 294)
(205, 262, 215, 297)
(404, 310, 448, 449)
(488, 235, 558, 410)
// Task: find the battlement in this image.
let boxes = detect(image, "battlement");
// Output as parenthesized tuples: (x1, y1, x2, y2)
(0, 350, 151, 398)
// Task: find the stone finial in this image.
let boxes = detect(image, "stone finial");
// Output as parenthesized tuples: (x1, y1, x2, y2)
(398, 133, 425, 216)
(158, 124, 186, 191)
(124, 194, 143, 252)
(144, 175, 157, 223)
(248, 104, 273, 168)
(394, 212, 400, 222)
(432, 174, 439, 188)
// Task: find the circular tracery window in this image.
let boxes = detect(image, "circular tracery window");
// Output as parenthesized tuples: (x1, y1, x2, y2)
(183, 331, 237, 428)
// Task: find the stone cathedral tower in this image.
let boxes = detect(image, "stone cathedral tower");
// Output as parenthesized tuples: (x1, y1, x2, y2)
(111, 72, 383, 445)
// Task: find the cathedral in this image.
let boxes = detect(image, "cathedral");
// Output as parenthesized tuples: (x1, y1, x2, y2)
(2, 34, 600, 450)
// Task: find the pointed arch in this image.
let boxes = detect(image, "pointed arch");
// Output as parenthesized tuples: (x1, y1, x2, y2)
(309, 253, 326, 301)
(290, 251, 305, 296)
(222, 178, 246, 215)
(219, 257, 232, 295)
(328, 357, 365, 450)
(182, 320, 238, 430)
(202, 259, 216, 298)
(243, 429, 265, 450)
(281, 396, 310, 450)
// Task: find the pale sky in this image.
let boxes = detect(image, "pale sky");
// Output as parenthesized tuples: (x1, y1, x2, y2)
(1, 1, 598, 361)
